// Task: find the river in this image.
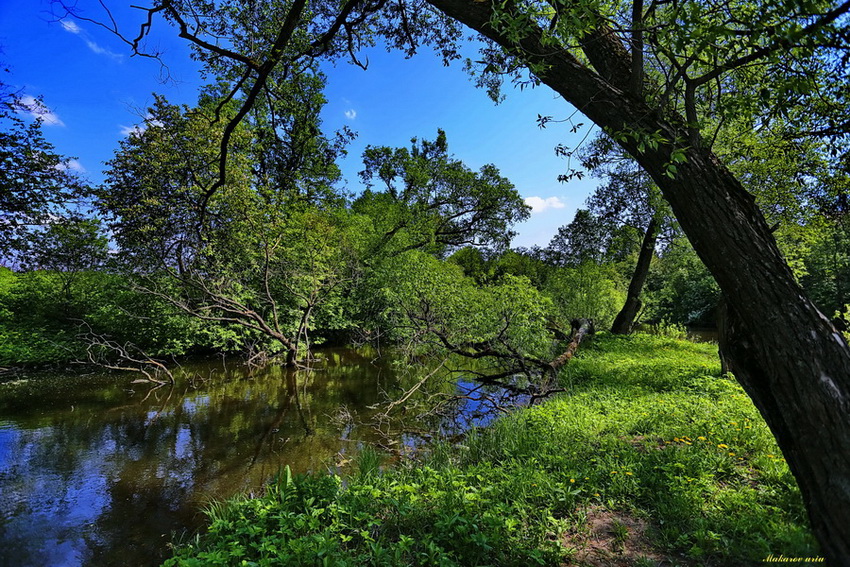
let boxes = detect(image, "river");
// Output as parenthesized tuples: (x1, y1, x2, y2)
(0, 347, 434, 567)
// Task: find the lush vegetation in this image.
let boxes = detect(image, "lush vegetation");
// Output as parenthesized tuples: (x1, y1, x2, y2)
(3, 0, 850, 559)
(163, 334, 816, 566)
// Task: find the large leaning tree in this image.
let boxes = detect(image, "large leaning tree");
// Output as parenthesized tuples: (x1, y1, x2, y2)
(421, 0, 850, 560)
(56, 0, 850, 559)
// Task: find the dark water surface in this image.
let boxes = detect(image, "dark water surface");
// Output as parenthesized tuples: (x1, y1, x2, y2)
(0, 348, 408, 567)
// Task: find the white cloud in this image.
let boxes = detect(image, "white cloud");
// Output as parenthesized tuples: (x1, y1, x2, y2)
(60, 19, 82, 34)
(18, 95, 65, 127)
(524, 196, 566, 214)
(55, 159, 86, 173)
(344, 109, 357, 120)
(60, 18, 123, 61)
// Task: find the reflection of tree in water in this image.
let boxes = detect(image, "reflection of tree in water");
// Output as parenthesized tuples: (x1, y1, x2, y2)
(0, 348, 403, 567)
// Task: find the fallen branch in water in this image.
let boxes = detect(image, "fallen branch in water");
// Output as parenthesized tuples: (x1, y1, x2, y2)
(77, 326, 175, 385)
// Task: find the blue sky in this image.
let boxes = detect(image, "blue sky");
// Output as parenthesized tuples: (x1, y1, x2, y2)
(0, 0, 599, 248)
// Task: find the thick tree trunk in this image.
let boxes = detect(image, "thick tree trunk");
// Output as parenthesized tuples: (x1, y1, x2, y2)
(424, 0, 850, 561)
(611, 217, 658, 334)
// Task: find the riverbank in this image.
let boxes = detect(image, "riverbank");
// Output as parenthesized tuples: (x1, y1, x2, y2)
(162, 333, 818, 566)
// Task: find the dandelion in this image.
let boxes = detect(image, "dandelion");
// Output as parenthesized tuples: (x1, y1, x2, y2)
(767, 454, 775, 459)
(611, 471, 618, 474)
(717, 444, 729, 449)
(570, 478, 575, 483)
(594, 493, 600, 497)
(697, 436, 706, 441)
(625, 472, 633, 476)
(729, 452, 735, 456)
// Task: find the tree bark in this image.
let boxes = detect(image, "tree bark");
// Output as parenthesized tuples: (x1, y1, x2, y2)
(549, 318, 595, 372)
(611, 217, 658, 334)
(423, 0, 850, 561)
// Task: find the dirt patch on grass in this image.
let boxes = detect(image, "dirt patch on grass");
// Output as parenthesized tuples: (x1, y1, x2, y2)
(564, 507, 692, 566)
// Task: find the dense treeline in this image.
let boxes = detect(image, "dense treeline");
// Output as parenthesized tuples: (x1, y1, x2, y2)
(2, 102, 849, 369)
(3, 98, 850, 368)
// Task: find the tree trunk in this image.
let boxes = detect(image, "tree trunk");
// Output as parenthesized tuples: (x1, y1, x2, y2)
(424, 0, 850, 561)
(611, 217, 658, 334)
(549, 318, 595, 372)
(285, 345, 298, 368)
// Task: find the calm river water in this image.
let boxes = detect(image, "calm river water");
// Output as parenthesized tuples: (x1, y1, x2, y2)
(0, 348, 425, 567)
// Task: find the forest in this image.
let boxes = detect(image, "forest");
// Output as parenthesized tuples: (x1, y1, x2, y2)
(1, 0, 850, 565)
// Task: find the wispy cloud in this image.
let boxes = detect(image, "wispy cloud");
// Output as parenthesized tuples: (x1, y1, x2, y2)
(120, 124, 145, 137)
(524, 196, 566, 214)
(18, 95, 65, 126)
(120, 114, 163, 138)
(55, 159, 86, 173)
(60, 19, 82, 34)
(60, 18, 123, 61)
(344, 109, 357, 120)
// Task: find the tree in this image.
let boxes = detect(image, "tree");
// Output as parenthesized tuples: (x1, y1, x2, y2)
(546, 209, 608, 266)
(368, 249, 563, 384)
(22, 216, 109, 309)
(355, 129, 530, 258)
(415, 0, 850, 559)
(578, 135, 673, 334)
(100, 85, 355, 367)
(0, 88, 86, 262)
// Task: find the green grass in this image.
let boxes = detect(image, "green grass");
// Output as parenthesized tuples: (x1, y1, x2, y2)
(163, 333, 818, 566)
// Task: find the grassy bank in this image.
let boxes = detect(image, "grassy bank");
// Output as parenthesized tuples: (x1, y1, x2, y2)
(163, 334, 817, 566)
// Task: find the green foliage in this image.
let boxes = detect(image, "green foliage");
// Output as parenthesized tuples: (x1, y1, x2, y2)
(166, 460, 565, 567)
(363, 250, 556, 361)
(355, 129, 530, 256)
(546, 209, 608, 266)
(0, 267, 236, 366)
(648, 238, 720, 326)
(0, 90, 88, 259)
(544, 261, 626, 328)
(797, 217, 850, 317)
(97, 81, 356, 360)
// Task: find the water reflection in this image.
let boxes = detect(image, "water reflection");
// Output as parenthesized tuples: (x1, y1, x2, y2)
(0, 348, 400, 567)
